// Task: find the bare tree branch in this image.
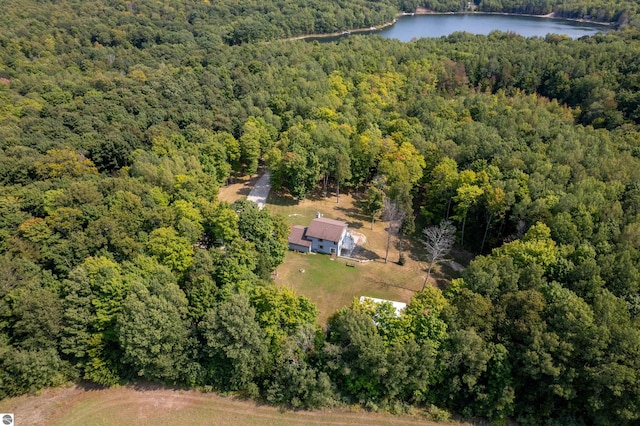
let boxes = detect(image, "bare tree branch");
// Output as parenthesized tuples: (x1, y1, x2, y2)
(421, 220, 456, 290)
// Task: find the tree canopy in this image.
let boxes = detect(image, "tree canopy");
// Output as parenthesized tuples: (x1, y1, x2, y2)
(1, 0, 640, 423)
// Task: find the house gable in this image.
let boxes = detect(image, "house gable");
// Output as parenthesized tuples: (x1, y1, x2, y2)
(287, 217, 349, 256)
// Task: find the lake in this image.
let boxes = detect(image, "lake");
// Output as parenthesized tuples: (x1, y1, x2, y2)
(377, 13, 608, 41)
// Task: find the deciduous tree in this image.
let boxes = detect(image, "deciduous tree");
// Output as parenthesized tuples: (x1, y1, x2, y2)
(421, 220, 456, 289)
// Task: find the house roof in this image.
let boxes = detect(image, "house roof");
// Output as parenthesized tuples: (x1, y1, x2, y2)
(359, 296, 407, 317)
(305, 217, 347, 243)
(288, 225, 311, 248)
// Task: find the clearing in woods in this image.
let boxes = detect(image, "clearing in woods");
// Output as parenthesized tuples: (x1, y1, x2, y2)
(219, 176, 461, 323)
(0, 384, 472, 426)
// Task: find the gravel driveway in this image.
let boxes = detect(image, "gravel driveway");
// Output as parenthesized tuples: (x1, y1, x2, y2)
(246, 171, 271, 210)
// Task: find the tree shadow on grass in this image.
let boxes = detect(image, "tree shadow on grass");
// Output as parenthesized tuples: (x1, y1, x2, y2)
(334, 206, 370, 223)
(349, 246, 380, 261)
(266, 190, 298, 207)
(439, 261, 463, 279)
(344, 220, 364, 229)
(371, 279, 419, 293)
(131, 381, 184, 392)
(302, 186, 330, 202)
(427, 267, 456, 291)
(77, 380, 184, 393)
(77, 381, 110, 392)
(225, 174, 261, 196)
(233, 185, 253, 197)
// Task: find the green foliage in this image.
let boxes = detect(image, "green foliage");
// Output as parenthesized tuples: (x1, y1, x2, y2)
(325, 308, 388, 404)
(269, 124, 322, 199)
(1, 1, 640, 422)
(117, 281, 190, 382)
(265, 325, 336, 409)
(495, 222, 559, 269)
(146, 227, 195, 274)
(249, 285, 318, 349)
(199, 293, 269, 393)
(35, 148, 98, 180)
(233, 199, 288, 278)
(60, 257, 129, 385)
(404, 288, 449, 350)
(0, 339, 70, 399)
(363, 180, 386, 229)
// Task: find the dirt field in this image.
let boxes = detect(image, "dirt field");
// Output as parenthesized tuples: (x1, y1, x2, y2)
(0, 385, 472, 426)
(217, 174, 261, 205)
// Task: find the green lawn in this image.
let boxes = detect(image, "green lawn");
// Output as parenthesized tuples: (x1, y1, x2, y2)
(276, 252, 422, 324)
(265, 195, 331, 227)
(267, 190, 433, 323)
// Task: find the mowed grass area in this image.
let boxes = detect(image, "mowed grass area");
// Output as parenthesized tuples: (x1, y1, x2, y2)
(219, 175, 456, 324)
(267, 188, 437, 323)
(0, 385, 472, 426)
(277, 252, 421, 324)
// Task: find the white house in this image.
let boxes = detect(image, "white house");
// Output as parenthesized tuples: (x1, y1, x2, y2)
(288, 217, 348, 256)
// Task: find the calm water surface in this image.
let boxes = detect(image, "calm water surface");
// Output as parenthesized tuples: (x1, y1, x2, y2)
(377, 14, 608, 40)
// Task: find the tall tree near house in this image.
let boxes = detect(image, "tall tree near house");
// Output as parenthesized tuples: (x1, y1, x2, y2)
(363, 181, 386, 230)
(398, 213, 415, 264)
(311, 121, 350, 199)
(317, 144, 336, 198)
(481, 185, 507, 253)
(421, 220, 456, 290)
(454, 182, 483, 249)
(428, 157, 460, 220)
(383, 198, 404, 264)
(199, 293, 269, 392)
(238, 130, 261, 176)
(117, 280, 190, 382)
(239, 117, 277, 175)
(350, 124, 384, 187)
(334, 149, 351, 203)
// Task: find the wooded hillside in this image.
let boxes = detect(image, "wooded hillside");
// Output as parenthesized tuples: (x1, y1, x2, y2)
(1, 0, 640, 424)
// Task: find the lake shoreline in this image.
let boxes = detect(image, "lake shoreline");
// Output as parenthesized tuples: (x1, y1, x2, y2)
(284, 9, 610, 42)
(284, 21, 396, 41)
(413, 8, 611, 27)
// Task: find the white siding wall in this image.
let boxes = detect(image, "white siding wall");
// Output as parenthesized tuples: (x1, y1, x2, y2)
(288, 243, 311, 252)
(309, 229, 346, 255)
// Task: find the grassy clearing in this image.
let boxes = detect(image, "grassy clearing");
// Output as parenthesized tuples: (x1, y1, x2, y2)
(0, 385, 470, 426)
(276, 252, 422, 323)
(268, 188, 443, 323)
(218, 176, 459, 323)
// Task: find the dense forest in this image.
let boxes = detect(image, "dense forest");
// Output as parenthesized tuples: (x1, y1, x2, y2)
(423, 0, 637, 23)
(2, 0, 640, 424)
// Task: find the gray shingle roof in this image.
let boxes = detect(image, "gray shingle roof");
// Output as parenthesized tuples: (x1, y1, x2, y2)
(305, 218, 347, 243)
(288, 225, 311, 247)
